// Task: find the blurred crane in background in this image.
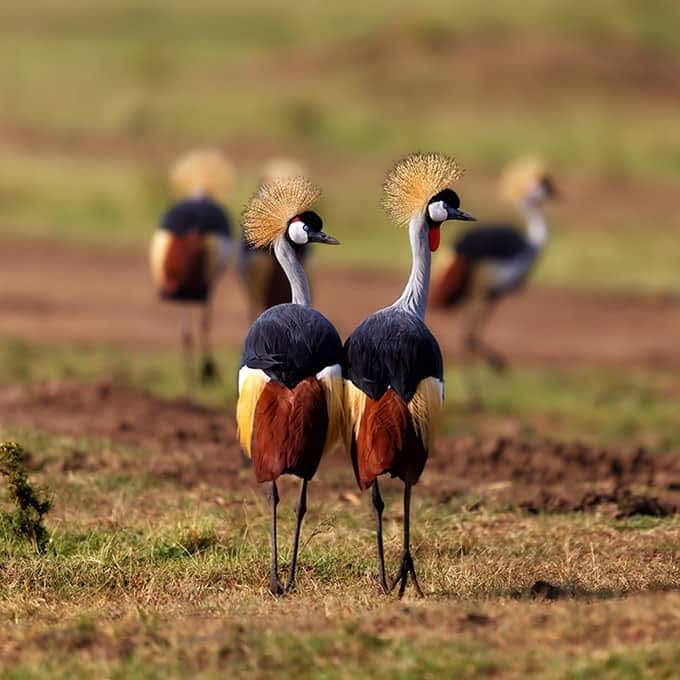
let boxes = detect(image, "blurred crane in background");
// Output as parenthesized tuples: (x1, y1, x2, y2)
(343, 153, 475, 596)
(236, 176, 343, 595)
(150, 149, 234, 392)
(238, 158, 311, 321)
(430, 158, 556, 404)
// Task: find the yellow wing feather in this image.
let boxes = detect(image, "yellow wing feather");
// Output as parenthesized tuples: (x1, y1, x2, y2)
(316, 366, 345, 454)
(149, 231, 171, 288)
(343, 380, 368, 451)
(236, 371, 269, 458)
(407, 377, 444, 452)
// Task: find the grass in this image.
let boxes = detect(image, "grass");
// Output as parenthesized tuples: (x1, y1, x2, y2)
(1, 2, 680, 293)
(0, 425, 678, 677)
(3, 149, 680, 295)
(445, 363, 680, 450)
(0, 337, 239, 407)
(2, 2, 680, 675)
(2, 336, 680, 449)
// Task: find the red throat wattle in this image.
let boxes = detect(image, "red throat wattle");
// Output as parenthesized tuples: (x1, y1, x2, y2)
(428, 226, 441, 252)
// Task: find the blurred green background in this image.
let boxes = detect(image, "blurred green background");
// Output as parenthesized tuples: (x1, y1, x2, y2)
(0, 0, 679, 290)
(1, 1, 680, 443)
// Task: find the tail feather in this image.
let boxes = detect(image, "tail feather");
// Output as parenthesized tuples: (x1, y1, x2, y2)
(150, 230, 209, 300)
(345, 380, 437, 490)
(250, 377, 328, 482)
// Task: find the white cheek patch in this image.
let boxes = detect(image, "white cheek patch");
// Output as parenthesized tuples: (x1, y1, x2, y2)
(238, 366, 270, 394)
(428, 201, 448, 223)
(527, 181, 547, 202)
(288, 220, 309, 245)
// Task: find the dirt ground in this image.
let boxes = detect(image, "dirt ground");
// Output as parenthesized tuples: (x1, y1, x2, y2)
(1, 380, 678, 516)
(2, 238, 680, 366)
(2, 238, 680, 516)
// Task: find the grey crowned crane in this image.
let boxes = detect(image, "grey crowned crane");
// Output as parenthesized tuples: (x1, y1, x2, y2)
(343, 153, 475, 596)
(238, 159, 311, 321)
(150, 149, 234, 389)
(430, 159, 555, 395)
(236, 176, 344, 595)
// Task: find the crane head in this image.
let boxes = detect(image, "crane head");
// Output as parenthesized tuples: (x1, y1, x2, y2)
(287, 211, 340, 248)
(425, 189, 475, 251)
(501, 158, 556, 207)
(527, 175, 557, 204)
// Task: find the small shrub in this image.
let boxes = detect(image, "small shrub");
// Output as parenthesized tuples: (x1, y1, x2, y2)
(0, 441, 51, 552)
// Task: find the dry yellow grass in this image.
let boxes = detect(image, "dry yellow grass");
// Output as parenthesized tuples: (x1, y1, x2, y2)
(0, 426, 679, 677)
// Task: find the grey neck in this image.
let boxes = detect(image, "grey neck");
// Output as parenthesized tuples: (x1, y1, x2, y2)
(391, 212, 431, 319)
(273, 235, 311, 307)
(523, 201, 549, 250)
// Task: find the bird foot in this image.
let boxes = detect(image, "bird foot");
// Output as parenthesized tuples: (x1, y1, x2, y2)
(201, 358, 220, 384)
(269, 575, 285, 596)
(378, 576, 389, 595)
(389, 550, 424, 599)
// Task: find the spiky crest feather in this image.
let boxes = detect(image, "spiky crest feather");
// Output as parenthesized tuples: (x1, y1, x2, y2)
(242, 176, 321, 249)
(261, 157, 308, 185)
(382, 152, 463, 225)
(171, 149, 234, 199)
(500, 157, 548, 205)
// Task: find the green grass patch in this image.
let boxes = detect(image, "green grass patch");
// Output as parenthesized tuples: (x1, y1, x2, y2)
(0, 336, 239, 408)
(444, 362, 680, 449)
(2, 336, 680, 448)
(1, 2, 680, 294)
(0, 421, 677, 676)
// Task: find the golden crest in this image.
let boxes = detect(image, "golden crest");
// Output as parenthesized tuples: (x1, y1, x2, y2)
(171, 149, 234, 199)
(242, 176, 321, 248)
(383, 152, 463, 225)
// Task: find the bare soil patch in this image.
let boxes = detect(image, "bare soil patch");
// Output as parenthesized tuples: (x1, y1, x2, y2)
(429, 435, 680, 516)
(3, 239, 680, 367)
(1, 380, 678, 514)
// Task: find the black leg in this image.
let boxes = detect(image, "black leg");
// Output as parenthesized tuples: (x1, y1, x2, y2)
(390, 483, 424, 599)
(471, 301, 507, 373)
(201, 357, 219, 383)
(268, 481, 284, 595)
(286, 479, 308, 592)
(199, 302, 220, 384)
(182, 309, 194, 397)
(462, 330, 482, 411)
(372, 479, 388, 593)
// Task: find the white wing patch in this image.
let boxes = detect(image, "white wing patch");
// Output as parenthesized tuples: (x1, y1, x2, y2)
(238, 366, 270, 395)
(149, 230, 171, 288)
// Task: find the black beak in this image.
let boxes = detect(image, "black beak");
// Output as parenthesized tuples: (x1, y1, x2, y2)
(447, 207, 476, 221)
(308, 231, 340, 245)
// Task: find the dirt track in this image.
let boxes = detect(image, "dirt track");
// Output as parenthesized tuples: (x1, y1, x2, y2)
(1, 380, 678, 515)
(2, 239, 680, 366)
